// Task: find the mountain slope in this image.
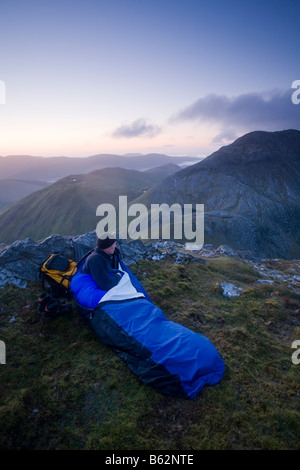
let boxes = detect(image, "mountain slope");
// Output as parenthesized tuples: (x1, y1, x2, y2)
(0, 167, 162, 243)
(143, 162, 181, 177)
(0, 179, 50, 210)
(135, 130, 300, 259)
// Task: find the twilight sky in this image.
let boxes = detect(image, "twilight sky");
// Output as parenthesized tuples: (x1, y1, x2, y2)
(0, 0, 299, 158)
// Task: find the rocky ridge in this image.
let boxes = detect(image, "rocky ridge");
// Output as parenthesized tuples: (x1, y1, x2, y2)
(0, 232, 299, 297)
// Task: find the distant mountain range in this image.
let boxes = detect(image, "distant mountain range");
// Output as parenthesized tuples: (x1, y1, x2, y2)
(136, 129, 300, 259)
(0, 153, 199, 182)
(0, 130, 299, 259)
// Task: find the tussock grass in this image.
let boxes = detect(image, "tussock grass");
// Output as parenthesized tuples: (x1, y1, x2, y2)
(0, 256, 300, 450)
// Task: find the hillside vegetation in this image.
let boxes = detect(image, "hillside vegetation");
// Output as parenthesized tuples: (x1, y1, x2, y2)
(1, 254, 300, 450)
(0, 168, 162, 243)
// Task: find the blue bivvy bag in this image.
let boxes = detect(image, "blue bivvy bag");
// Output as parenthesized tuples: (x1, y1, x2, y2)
(71, 253, 225, 399)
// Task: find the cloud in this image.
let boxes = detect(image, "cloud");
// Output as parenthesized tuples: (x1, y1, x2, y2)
(112, 118, 161, 139)
(173, 89, 300, 131)
(212, 129, 238, 145)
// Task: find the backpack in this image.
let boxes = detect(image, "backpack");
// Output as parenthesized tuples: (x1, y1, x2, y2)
(39, 253, 77, 300)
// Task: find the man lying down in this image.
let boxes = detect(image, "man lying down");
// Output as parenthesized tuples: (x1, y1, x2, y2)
(71, 233, 225, 399)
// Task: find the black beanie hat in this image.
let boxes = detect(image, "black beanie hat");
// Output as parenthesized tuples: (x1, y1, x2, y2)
(97, 233, 116, 250)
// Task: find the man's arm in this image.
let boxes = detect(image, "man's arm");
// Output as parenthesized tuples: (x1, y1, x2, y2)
(87, 256, 122, 291)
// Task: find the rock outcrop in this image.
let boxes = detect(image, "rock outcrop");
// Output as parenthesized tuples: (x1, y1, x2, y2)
(0, 232, 207, 289)
(1, 231, 299, 292)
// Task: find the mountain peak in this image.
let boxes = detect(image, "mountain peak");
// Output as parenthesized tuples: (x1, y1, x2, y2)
(186, 129, 300, 171)
(234, 128, 300, 144)
(139, 129, 300, 259)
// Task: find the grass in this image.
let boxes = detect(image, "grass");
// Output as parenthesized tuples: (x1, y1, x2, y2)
(0, 255, 300, 450)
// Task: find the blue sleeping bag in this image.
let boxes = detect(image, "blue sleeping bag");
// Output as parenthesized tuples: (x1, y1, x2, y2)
(71, 258, 225, 399)
(71, 272, 106, 308)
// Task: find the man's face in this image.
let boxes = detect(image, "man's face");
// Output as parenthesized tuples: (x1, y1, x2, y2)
(105, 241, 116, 255)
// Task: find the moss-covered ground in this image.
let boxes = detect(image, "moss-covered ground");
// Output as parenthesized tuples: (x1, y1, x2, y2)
(0, 255, 300, 450)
